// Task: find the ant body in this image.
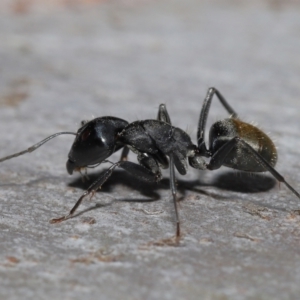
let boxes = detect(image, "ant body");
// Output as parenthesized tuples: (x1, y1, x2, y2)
(0, 88, 299, 238)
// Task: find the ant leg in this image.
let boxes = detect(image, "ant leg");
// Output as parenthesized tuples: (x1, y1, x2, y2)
(121, 158, 162, 183)
(120, 146, 130, 161)
(157, 106, 181, 237)
(50, 162, 122, 223)
(197, 88, 238, 154)
(205, 138, 238, 171)
(156, 104, 171, 168)
(157, 104, 172, 124)
(206, 137, 300, 199)
(235, 138, 300, 199)
(50, 160, 162, 223)
(120, 157, 183, 237)
(169, 154, 180, 237)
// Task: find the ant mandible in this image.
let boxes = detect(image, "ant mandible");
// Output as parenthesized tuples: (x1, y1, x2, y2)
(0, 88, 299, 239)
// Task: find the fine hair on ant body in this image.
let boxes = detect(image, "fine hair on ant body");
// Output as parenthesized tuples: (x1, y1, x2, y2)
(0, 88, 299, 239)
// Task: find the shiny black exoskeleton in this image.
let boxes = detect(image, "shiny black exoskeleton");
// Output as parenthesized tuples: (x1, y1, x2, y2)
(66, 117, 128, 175)
(0, 88, 299, 239)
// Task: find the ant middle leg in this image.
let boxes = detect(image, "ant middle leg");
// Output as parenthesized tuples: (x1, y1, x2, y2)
(157, 104, 181, 237)
(169, 154, 180, 237)
(157, 104, 172, 124)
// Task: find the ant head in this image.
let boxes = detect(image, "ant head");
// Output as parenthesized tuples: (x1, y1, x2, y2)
(66, 117, 128, 174)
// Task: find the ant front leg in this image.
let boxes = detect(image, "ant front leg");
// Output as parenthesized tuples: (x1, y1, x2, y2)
(50, 158, 162, 224)
(50, 162, 123, 223)
(197, 88, 238, 156)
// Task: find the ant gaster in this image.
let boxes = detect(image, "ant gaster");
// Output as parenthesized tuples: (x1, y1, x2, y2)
(0, 88, 299, 239)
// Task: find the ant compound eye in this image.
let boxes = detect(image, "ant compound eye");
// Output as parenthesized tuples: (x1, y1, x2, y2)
(81, 128, 91, 141)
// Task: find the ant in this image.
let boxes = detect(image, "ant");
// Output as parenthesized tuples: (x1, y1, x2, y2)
(0, 88, 299, 239)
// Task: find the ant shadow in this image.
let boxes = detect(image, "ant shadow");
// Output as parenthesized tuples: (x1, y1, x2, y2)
(67, 168, 276, 209)
(211, 171, 276, 194)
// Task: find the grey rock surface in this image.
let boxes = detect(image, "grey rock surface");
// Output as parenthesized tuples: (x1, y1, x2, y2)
(1, 0, 300, 299)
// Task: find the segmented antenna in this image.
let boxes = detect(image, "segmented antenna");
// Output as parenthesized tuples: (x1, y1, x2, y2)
(0, 132, 76, 163)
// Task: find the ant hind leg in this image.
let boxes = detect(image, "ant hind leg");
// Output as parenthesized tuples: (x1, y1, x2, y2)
(197, 88, 238, 155)
(206, 136, 300, 200)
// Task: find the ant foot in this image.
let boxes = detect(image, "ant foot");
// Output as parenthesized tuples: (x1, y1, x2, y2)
(49, 215, 70, 224)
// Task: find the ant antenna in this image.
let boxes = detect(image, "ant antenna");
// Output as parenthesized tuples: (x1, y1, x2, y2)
(0, 132, 76, 163)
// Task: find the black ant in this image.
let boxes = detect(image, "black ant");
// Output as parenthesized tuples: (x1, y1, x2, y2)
(0, 88, 299, 239)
